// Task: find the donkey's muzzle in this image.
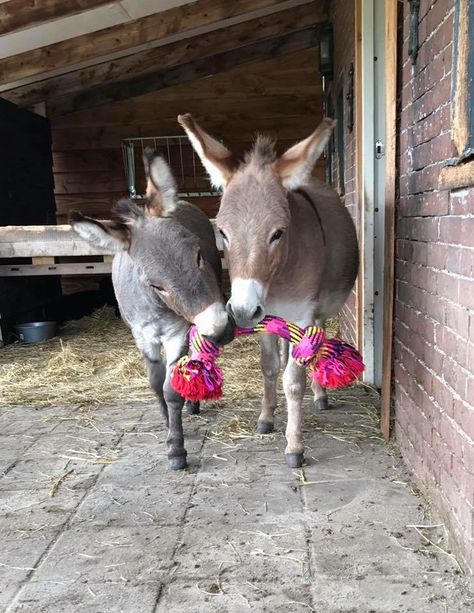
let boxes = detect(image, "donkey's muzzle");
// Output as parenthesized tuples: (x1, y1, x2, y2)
(206, 313, 236, 347)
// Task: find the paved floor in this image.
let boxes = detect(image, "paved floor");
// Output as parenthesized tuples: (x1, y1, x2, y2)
(0, 390, 472, 612)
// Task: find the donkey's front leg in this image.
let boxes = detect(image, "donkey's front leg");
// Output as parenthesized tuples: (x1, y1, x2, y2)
(162, 331, 189, 470)
(163, 373, 187, 470)
(257, 334, 280, 434)
(282, 356, 307, 468)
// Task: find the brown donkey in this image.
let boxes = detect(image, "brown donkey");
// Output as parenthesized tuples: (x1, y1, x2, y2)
(179, 115, 359, 468)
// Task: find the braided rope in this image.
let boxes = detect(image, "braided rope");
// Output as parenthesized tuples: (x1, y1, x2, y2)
(171, 315, 365, 401)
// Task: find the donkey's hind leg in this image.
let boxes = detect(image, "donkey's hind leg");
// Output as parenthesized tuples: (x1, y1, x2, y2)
(145, 356, 168, 425)
(312, 318, 329, 411)
(257, 334, 280, 434)
(185, 401, 200, 415)
(312, 381, 328, 411)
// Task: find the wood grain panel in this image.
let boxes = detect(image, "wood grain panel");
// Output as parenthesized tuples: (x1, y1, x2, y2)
(0, 0, 111, 36)
(0, 0, 314, 86)
(4, 2, 322, 108)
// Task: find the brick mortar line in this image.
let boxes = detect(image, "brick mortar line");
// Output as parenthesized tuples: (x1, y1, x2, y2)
(4, 408, 149, 612)
(400, 159, 447, 175)
(394, 313, 470, 346)
(401, 67, 453, 109)
(393, 362, 473, 444)
(395, 235, 474, 249)
(401, 32, 453, 72)
(395, 264, 474, 284)
(399, 99, 451, 128)
(393, 301, 472, 341)
(394, 288, 473, 309)
(408, 130, 453, 152)
(394, 334, 474, 389)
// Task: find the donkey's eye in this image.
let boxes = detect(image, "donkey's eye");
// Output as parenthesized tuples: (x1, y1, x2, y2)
(196, 250, 204, 268)
(270, 229, 284, 244)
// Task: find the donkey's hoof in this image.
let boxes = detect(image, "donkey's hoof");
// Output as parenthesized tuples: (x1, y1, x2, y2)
(169, 456, 188, 471)
(314, 397, 329, 411)
(256, 420, 274, 434)
(286, 452, 304, 468)
(186, 401, 200, 415)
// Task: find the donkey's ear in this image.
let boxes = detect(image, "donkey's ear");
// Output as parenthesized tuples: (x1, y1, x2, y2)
(69, 211, 130, 252)
(143, 149, 178, 217)
(273, 118, 336, 190)
(178, 114, 235, 189)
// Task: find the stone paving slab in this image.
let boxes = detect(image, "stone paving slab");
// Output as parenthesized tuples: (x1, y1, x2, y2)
(0, 393, 472, 613)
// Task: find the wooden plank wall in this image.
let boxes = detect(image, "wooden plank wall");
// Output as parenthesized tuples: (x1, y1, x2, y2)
(50, 49, 323, 292)
(51, 49, 323, 221)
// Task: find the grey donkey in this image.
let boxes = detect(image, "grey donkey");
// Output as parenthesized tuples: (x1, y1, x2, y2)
(70, 150, 234, 470)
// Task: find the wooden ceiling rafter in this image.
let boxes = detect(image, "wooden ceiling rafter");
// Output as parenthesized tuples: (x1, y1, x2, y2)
(3, 2, 323, 111)
(0, 0, 321, 88)
(47, 26, 319, 116)
(0, 0, 113, 36)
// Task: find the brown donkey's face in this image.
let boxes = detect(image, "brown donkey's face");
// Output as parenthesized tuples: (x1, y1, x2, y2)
(178, 115, 335, 327)
(216, 162, 291, 326)
(71, 151, 229, 341)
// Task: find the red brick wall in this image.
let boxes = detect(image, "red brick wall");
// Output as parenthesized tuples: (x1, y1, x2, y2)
(395, 0, 474, 571)
(330, 0, 359, 347)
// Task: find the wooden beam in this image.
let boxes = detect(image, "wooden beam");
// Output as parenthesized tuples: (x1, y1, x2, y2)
(0, 262, 112, 277)
(452, 0, 470, 157)
(438, 159, 474, 190)
(0, 0, 112, 36)
(0, 224, 113, 258)
(4, 3, 323, 109)
(51, 117, 322, 150)
(53, 94, 322, 127)
(48, 28, 318, 116)
(380, 0, 399, 442)
(0, 222, 226, 266)
(0, 0, 318, 87)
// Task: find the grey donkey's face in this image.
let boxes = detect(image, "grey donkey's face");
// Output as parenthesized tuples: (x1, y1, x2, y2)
(70, 151, 230, 342)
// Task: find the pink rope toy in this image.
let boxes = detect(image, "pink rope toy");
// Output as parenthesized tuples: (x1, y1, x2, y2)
(171, 316, 365, 402)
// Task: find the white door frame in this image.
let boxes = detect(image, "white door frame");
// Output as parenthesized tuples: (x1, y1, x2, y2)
(358, 0, 386, 387)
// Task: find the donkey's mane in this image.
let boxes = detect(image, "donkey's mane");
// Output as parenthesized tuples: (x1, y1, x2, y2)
(243, 134, 277, 166)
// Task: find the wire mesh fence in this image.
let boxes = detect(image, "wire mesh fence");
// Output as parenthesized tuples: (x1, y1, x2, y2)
(121, 136, 221, 199)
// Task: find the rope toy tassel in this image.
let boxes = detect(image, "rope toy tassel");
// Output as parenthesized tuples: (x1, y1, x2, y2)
(309, 338, 365, 389)
(170, 327, 224, 401)
(171, 315, 365, 401)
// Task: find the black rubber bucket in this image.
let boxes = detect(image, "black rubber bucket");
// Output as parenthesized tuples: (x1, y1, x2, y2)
(14, 321, 57, 343)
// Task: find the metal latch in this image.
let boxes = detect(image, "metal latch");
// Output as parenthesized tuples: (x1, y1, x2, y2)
(375, 140, 385, 159)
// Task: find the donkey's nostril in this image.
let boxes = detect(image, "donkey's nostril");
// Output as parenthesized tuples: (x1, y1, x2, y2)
(226, 301, 235, 317)
(252, 306, 263, 321)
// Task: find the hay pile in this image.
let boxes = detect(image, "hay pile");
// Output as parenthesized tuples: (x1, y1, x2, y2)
(0, 308, 149, 407)
(0, 309, 340, 409)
